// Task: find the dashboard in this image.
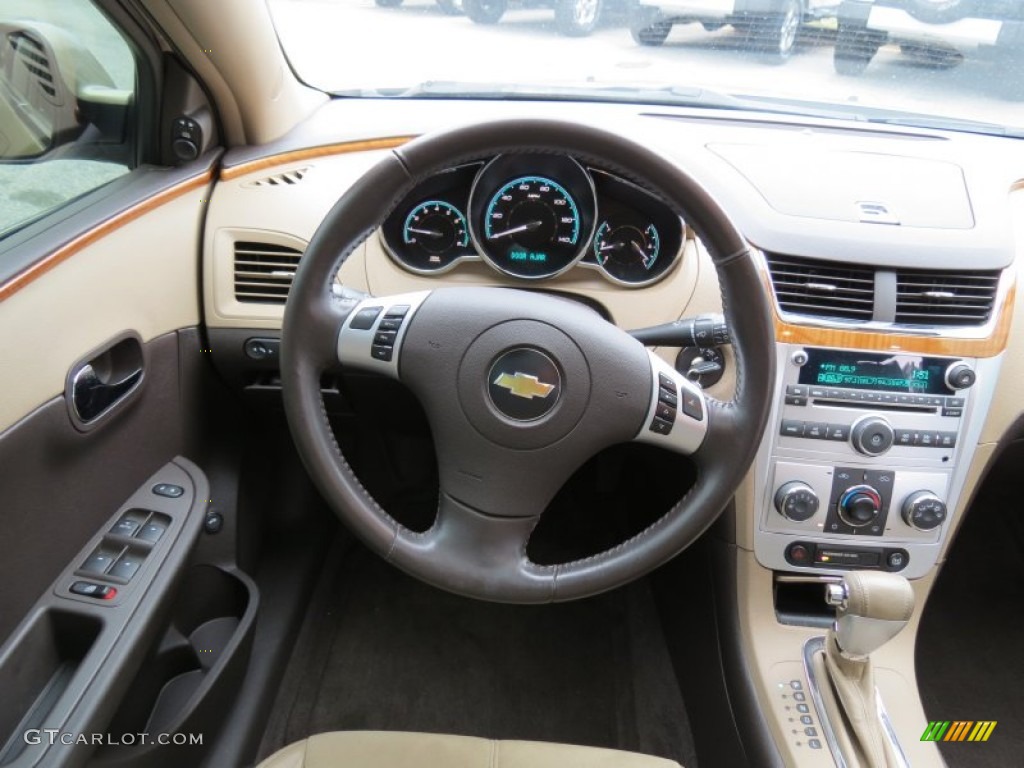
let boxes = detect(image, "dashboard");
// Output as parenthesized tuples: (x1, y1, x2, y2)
(379, 156, 683, 286)
(203, 99, 1023, 585)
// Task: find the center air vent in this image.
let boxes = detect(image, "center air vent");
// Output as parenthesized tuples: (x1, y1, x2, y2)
(233, 241, 303, 304)
(764, 254, 874, 322)
(895, 269, 1000, 326)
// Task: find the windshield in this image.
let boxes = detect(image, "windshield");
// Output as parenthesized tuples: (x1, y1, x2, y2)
(268, 0, 1024, 135)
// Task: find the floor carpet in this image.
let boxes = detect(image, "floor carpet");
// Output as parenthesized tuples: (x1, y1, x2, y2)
(917, 445, 1024, 768)
(258, 540, 698, 766)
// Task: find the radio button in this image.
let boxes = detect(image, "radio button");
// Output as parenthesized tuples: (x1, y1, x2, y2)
(785, 395, 808, 406)
(895, 429, 915, 447)
(826, 424, 850, 441)
(809, 387, 827, 398)
(851, 416, 895, 456)
(842, 390, 862, 402)
(942, 407, 963, 418)
(827, 388, 844, 400)
(879, 393, 897, 404)
(780, 420, 805, 438)
(917, 432, 936, 448)
(937, 432, 957, 449)
(805, 422, 827, 439)
(946, 397, 965, 408)
(912, 395, 930, 406)
(786, 385, 808, 397)
(862, 392, 880, 403)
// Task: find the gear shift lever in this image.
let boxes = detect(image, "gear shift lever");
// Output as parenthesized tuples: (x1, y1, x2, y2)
(820, 571, 914, 767)
(826, 570, 915, 657)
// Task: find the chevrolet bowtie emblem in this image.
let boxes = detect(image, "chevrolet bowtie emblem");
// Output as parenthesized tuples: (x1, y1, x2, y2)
(493, 371, 556, 400)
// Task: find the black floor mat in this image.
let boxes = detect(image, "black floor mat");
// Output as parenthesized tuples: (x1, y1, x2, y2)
(917, 445, 1024, 768)
(258, 540, 698, 766)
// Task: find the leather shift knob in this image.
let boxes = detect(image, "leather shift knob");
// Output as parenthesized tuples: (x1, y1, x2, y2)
(831, 571, 914, 657)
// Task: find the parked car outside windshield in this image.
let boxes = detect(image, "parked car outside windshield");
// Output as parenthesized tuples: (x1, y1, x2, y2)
(268, 0, 1024, 134)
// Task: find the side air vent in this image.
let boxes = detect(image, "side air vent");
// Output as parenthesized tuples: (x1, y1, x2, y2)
(9, 32, 56, 100)
(233, 241, 303, 304)
(895, 269, 1000, 326)
(243, 167, 310, 188)
(765, 254, 875, 322)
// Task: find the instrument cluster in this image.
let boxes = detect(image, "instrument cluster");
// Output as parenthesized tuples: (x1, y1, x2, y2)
(378, 154, 684, 287)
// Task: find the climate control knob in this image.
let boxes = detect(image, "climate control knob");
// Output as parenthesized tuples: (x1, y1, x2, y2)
(838, 485, 883, 528)
(945, 362, 976, 391)
(902, 491, 947, 531)
(774, 482, 820, 522)
(851, 416, 895, 456)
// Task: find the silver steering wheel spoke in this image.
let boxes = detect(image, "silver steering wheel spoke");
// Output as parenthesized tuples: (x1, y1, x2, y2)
(633, 350, 709, 455)
(337, 290, 432, 377)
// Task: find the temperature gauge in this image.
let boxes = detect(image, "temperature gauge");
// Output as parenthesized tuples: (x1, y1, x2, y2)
(594, 220, 661, 284)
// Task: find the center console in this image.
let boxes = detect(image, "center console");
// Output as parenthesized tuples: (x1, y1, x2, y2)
(754, 343, 1002, 579)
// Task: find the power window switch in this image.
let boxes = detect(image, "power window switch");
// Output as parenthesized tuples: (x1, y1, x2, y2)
(109, 554, 143, 581)
(81, 548, 119, 575)
(110, 517, 141, 537)
(70, 581, 117, 600)
(137, 521, 167, 543)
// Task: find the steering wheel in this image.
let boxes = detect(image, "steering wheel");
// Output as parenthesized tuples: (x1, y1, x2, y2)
(281, 119, 774, 603)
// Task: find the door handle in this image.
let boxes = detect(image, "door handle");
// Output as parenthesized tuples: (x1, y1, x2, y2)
(65, 333, 145, 428)
(71, 363, 143, 423)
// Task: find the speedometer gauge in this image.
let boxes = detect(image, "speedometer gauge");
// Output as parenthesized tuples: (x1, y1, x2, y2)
(469, 154, 596, 279)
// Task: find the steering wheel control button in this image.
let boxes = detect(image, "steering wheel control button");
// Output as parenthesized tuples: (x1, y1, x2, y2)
(681, 390, 704, 421)
(371, 345, 393, 362)
(152, 483, 184, 498)
(70, 581, 117, 600)
(649, 418, 673, 435)
(655, 402, 676, 422)
(851, 416, 895, 456)
(350, 306, 383, 330)
(373, 331, 398, 347)
(487, 348, 562, 422)
(774, 482, 820, 522)
(385, 305, 410, 317)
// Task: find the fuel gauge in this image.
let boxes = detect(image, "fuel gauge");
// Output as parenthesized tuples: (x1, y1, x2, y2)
(594, 220, 661, 284)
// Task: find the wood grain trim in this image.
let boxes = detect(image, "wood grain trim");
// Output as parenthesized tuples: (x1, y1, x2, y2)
(0, 171, 214, 303)
(219, 135, 417, 181)
(772, 278, 1016, 358)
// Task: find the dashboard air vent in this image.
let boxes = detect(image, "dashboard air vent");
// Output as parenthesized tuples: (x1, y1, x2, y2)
(765, 254, 874, 322)
(9, 32, 56, 100)
(233, 241, 303, 304)
(895, 269, 1000, 326)
(244, 167, 309, 188)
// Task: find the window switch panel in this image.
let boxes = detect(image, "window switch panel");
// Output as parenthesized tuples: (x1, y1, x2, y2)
(109, 553, 143, 581)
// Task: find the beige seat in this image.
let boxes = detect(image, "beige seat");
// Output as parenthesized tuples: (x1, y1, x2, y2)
(257, 731, 683, 768)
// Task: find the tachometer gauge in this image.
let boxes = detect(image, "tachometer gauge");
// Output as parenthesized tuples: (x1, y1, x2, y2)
(594, 221, 661, 282)
(396, 200, 470, 271)
(469, 154, 596, 279)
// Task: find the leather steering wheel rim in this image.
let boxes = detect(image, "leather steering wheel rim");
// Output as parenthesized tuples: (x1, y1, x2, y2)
(281, 118, 775, 603)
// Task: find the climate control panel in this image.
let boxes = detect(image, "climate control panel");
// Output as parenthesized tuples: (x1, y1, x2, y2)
(764, 460, 949, 550)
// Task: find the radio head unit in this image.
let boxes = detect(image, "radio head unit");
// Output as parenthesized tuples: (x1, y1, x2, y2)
(798, 349, 955, 396)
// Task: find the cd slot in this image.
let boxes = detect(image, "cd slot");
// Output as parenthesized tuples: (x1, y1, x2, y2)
(810, 399, 936, 414)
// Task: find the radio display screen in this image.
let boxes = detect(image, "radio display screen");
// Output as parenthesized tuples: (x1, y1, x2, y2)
(798, 349, 954, 396)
